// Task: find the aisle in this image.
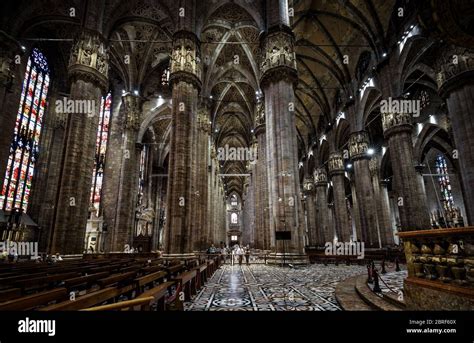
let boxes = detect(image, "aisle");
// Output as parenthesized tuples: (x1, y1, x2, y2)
(185, 263, 367, 311)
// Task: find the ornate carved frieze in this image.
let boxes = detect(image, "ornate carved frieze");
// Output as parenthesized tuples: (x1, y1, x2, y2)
(314, 168, 328, 186)
(349, 131, 370, 160)
(381, 101, 413, 136)
(436, 45, 474, 95)
(169, 30, 201, 89)
(69, 30, 109, 92)
(303, 176, 314, 194)
(368, 156, 380, 177)
(260, 27, 297, 86)
(328, 152, 345, 175)
(123, 94, 141, 131)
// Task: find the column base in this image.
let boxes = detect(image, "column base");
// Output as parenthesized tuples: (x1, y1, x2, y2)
(265, 252, 309, 266)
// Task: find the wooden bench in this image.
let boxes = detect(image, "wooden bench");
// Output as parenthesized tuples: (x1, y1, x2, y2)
(97, 271, 137, 289)
(0, 288, 21, 302)
(64, 272, 110, 291)
(135, 271, 167, 294)
(12, 272, 80, 293)
(0, 288, 68, 310)
(135, 281, 176, 311)
(81, 296, 155, 311)
(165, 264, 184, 279)
(39, 284, 136, 311)
(194, 264, 208, 290)
(172, 270, 197, 301)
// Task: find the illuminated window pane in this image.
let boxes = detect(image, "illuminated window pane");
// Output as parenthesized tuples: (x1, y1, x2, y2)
(0, 48, 49, 212)
(435, 155, 455, 216)
(89, 92, 112, 215)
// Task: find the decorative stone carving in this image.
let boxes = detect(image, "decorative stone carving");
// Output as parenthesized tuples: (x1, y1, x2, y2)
(303, 177, 314, 194)
(436, 45, 474, 95)
(123, 94, 141, 131)
(260, 27, 297, 86)
(381, 109, 413, 134)
(255, 99, 265, 126)
(368, 156, 380, 177)
(135, 205, 155, 237)
(69, 30, 109, 92)
(349, 131, 369, 160)
(314, 168, 328, 186)
(197, 108, 211, 132)
(328, 153, 344, 175)
(0, 32, 21, 87)
(170, 31, 201, 87)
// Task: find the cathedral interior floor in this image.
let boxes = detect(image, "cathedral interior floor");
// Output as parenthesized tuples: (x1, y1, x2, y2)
(185, 263, 371, 311)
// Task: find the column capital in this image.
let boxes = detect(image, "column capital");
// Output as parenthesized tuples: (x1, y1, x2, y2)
(122, 94, 141, 131)
(314, 167, 328, 186)
(381, 97, 414, 138)
(259, 26, 297, 88)
(328, 152, 345, 176)
(68, 30, 109, 93)
(436, 45, 474, 97)
(349, 130, 370, 161)
(303, 176, 315, 195)
(169, 30, 202, 90)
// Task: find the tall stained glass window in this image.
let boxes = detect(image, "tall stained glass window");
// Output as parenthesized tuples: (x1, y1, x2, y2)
(435, 155, 455, 216)
(0, 48, 50, 212)
(90, 92, 112, 215)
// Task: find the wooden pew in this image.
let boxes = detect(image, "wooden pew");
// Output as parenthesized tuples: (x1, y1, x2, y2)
(0, 288, 68, 310)
(172, 270, 197, 301)
(194, 264, 208, 290)
(0, 288, 21, 302)
(97, 271, 137, 289)
(81, 296, 155, 311)
(12, 272, 80, 293)
(135, 281, 176, 311)
(165, 264, 185, 279)
(39, 285, 136, 311)
(64, 272, 110, 291)
(135, 271, 167, 294)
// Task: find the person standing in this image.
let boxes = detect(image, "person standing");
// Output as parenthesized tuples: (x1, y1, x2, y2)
(244, 245, 250, 265)
(236, 245, 244, 265)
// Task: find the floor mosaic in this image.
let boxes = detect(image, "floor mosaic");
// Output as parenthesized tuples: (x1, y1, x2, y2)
(185, 263, 368, 311)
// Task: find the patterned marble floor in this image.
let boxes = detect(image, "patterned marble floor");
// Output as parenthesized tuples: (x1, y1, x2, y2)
(185, 263, 367, 311)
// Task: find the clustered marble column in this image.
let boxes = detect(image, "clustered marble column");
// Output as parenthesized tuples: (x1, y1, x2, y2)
(253, 101, 271, 250)
(348, 130, 379, 247)
(303, 176, 318, 246)
(369, 157, 394, 246)
(328, 152, 351, 242)
(108, 94, 142, 251)
(163, 30, 201, 257)
(314, 168, 331, 244)
(260, 25, 306, 262)
(380, 97, 431, 231)
(437, 46, 474, 225)
(50, 30, 109, 254)
(0, 32, 22, 194)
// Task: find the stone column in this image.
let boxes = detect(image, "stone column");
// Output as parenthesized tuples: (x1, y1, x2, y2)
(108, 94, 142, 251)
(254, 105, 270, 250)
(381, 99, 431, 231)
(348, 131, 379, 247)
(51, 30, 108, 254)
(261, 25, 306, 263)
(328, 152, 351, 242)
(163, 31, 201, 257)
(0, 32, 22, 194)
(314, 168, 330, 244)
(350, 179, 362, 241)
(437, 46, 474, 225)
(303, 176, 317, 247)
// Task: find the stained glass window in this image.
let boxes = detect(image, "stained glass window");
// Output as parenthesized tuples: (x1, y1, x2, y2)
(161, 66, 170, 86)
(419, 90, 430, 110)
(137, 146, 147, 207)
(0, 48, 50, 212)
(89, 92, 112, 215)
(435, 155, 455, 216)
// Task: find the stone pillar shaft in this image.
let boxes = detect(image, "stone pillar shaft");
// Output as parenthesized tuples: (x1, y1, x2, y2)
(328, 152, 351, 242)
